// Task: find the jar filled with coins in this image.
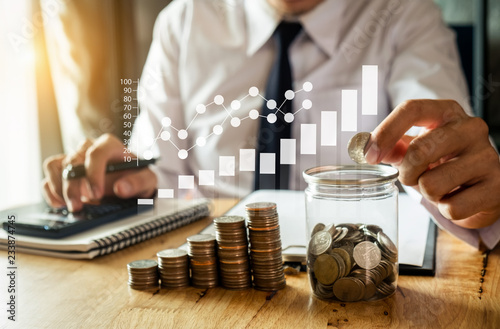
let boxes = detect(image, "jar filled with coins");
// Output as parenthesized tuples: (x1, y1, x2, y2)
(303, 165, 399, 302)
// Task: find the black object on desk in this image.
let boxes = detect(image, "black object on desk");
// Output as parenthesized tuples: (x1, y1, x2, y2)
(1, 197, 151, 238)
(399, 219, 437, 276)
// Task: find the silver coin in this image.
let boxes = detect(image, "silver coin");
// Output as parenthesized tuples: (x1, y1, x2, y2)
(347, 132, 371, 164)
(353, 241, 381, 270)
(157, 249, 188, 258)
(311, 223, 326, 237)
(187, 234, 216, 243)
(127, 259, 158, 270)
(377, 231, 398, 255)
(309, 231, 333, 256)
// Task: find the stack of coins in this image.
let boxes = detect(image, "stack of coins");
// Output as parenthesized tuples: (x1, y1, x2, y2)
(307, 223, 397, 301)
(187, 234, 218, 288)
(127, 259, 159, 290)
(214, 216, 252, 290)
(246, 202, 286, 291)
(157, 249, 190, 289)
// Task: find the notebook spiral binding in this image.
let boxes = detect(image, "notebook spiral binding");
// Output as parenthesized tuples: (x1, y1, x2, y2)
(93, 203, 211, 256)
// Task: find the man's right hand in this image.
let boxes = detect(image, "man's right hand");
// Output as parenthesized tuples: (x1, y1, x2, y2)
(42, 134, 158, 212)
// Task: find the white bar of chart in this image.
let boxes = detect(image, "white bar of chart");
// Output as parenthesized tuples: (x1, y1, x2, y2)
(219, 156, 235, 176)
(321, 111, 337, 146)
(260, 153, 275, 174)
(199, 170, 215, 186)
(362, 65, 378, 115)
(300, 124, 316, 155)
(138, 199, 154, 205)
(158, 189, 174, 198)
(280, 139, 296, 165)
(239, 149, 255, 171)
(178, 175, 194, 189)
(341, 90, 357, 132)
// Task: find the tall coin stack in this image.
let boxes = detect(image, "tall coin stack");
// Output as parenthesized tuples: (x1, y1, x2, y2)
(245, 202, 286, 291)
(214, 216, 252, 290)
(157, 249, 190, 289)
(187, 234, 218, 289)
(127, 259, 159, 290)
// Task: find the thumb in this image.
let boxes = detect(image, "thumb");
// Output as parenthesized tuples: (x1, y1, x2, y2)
(366, 134, 414, 166)
(113, 168, 158, 199)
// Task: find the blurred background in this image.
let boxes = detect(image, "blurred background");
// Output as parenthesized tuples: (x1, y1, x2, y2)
(0, 0, 499, 209)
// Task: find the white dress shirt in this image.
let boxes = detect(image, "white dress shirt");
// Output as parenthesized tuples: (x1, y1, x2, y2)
(132, 0, 500, 249)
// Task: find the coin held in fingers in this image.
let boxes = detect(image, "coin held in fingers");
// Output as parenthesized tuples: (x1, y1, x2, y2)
(347, 132, 371, 164)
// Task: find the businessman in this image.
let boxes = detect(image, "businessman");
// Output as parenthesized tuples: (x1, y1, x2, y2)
(42, 0, 500, 247)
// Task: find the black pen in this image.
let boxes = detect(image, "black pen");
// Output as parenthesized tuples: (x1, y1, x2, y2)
(62, 158, 157, 180)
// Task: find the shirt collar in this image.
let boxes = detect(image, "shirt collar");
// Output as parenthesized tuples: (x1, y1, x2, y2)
(244, 0, 281, 56)
(245, 0, 349, 58)
(300, 0, 349, 57)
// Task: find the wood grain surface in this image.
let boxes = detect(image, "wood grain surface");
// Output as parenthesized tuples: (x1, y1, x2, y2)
(1, 199, 499, 329)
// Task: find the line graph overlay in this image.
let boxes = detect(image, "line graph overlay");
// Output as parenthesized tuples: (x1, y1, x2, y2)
(141, 82, 314, 161)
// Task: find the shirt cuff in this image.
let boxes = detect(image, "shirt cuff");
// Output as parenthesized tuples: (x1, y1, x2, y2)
(418, 197, 500, 250)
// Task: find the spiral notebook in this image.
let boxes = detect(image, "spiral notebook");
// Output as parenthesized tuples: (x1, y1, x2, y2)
(0, 198, 211, 259)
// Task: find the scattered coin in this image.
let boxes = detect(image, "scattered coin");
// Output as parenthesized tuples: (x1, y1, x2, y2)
(347, 132, 371, 164)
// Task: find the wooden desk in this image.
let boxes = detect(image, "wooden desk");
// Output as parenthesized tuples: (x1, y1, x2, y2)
(1, 199, 499, 328)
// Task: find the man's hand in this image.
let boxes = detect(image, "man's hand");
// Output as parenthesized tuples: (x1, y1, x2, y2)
(42, 134, 157, 212)
(365, 99, 500, 229)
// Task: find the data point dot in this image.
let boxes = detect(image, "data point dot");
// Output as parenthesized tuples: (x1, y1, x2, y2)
(178, 149, 188, 159)
(230, 117, 241, 127)
(196, 104, 206, 114)
(267, 100, 277, 110)
(160, 131, 171, 141)
(178, 129, 188, 140)
(249, 109, 260, 120)
(214, 95, 224, 105)
(285, 90, 295, 100)
(213, 125, 223, 135)
(161, 117, 171, 127)
(302, 99, 312, 110)
(231, 100, 241, 110)
(303, 81, 313, 92)
(249, 86, 259, 97)
(284, 113, 294, 123)
(267, 113, 277, 124)
(143, 150, 153, 160)
(196, 136, 206, 147)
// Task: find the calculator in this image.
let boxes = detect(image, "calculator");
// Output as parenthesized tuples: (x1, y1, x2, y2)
(1, 197, 151, 238)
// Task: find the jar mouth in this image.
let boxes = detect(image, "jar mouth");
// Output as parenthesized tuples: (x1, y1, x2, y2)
(303, 165, 399, 186)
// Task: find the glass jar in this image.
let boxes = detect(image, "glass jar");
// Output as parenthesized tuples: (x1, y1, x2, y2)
(303, 165, 399, 302)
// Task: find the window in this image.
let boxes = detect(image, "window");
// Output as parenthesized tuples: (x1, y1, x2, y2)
(0, 0, 42, 209)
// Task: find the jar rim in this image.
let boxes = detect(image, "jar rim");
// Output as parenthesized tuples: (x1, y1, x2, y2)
(303, 165, 399, 186)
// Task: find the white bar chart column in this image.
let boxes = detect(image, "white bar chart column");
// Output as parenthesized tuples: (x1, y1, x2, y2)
(362, 65, 378, 115)
(341, 90, 357, 132)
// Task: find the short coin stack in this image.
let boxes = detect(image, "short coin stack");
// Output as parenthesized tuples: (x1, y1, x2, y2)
(308, 223, 397, 301)
(187, 234, 218, 289)
(214, 216, 252, 290)
(246, 202, 286, 291)
(127, 259, 159, 290)
(157, 249, 190, 289)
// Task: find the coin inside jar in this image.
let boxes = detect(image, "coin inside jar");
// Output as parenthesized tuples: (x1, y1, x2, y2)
(347, 132, 371, 164)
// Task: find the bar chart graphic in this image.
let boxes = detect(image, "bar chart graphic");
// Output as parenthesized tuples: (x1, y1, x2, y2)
(138, 65, 379, 202)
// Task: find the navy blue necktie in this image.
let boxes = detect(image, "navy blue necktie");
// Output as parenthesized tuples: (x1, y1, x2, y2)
(255, 21, 302, 190)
